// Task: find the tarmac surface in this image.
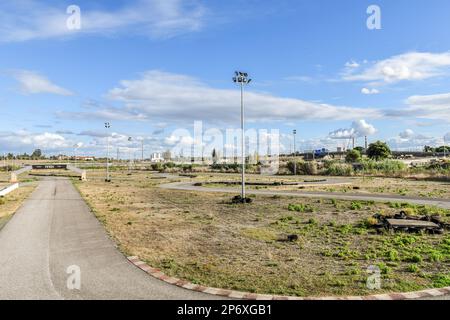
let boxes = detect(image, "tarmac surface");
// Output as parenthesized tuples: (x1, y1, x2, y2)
(0, 177, 217, 300)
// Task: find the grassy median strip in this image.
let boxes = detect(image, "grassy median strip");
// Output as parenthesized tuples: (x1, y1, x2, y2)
(74, 169, 450, 297)
(0, 184, 37, 230)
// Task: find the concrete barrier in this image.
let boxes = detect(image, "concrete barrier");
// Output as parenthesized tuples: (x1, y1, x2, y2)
(9, 164, 87, 182)
(0, 183, 19, 197)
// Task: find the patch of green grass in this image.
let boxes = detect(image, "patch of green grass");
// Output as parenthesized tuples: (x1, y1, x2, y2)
(407, 264, 420, 273)
(432, 274, 450, 287)
(377, 262, 391, 275)
(386, 249, 400, 262)
(350, 201, 362, 210)
(338, 224, 353, 235)
(429, 251, 444, 262)
(405, 254, 423, 263)
(288, 203, 315, 213)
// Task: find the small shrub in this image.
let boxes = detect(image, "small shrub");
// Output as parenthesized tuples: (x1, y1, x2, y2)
(325, 162, 353, 176)
(406, 254, 423, 263)
(350, 201, 363, 210)
(377, 262, 391, 274)
(345, 149, 361, 163)
(407, 264, 420, 273)
(386, 249, 400, 262)
(433, 274, 450, 287)
(429, 251, 443, 262)
(364, 217, 379, 227)
(288, 203, 315, 213)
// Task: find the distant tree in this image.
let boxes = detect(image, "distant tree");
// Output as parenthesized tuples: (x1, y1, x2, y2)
(31, 149, 42, 159)
(345, 149, 362, 163)
(435, 146, 450, 153)
(354, 146, 365, 153)
(367, 141, 391, 160)
(424, 145, 435, 153)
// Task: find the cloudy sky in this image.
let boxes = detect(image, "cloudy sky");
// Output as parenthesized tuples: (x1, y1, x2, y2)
(0, 0, 449, 157)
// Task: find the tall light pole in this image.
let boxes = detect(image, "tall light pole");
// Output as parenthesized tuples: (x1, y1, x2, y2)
(141, 139, 144, 162)
(444, 134, 448, 159)
(128, 137, 133, 173)
(73, 143, 81, 167)
(293, 129, 297, 176)
(105, 122, 111, 182)
(233, 71, 252, 202)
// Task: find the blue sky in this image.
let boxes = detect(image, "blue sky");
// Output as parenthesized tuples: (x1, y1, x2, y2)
(0, 0, 450, 157)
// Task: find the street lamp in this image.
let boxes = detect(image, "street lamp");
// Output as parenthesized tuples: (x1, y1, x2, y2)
(105, 122, 111, 182)
(293, 129, 297, 176)
(233, 71, 252, 202)
(73, 143, 81, 167)
(128, 137, 133, 173)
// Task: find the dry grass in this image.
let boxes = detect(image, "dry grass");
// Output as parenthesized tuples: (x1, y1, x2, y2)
(74, 169, 450, 297)
(0, 183, 37, 228)
(195, 173, 450, 199)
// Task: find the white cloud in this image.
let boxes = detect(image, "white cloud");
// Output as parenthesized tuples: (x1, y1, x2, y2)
(402, 92, 450, 121)
(361, 87, 380, 95)
(0, 0, 206, 42)
(388, 132, 445, 151)
(13, 70, 73, 96)
(344, 52, 450, 85)
(399, 129, 415, 139)
(92, 70, 382, 124)
(0, 131, 69, 150)
(345, 60, 360, 68)
(329, 120, 376, 139)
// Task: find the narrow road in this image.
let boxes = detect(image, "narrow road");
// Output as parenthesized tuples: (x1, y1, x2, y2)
(0, 178, 217, 300)
(161, 182, 450, 209)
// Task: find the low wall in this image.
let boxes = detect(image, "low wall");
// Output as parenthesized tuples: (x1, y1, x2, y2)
(0, 183, 19, 197)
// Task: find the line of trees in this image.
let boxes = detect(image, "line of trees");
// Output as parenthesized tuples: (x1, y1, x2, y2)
(1, 149, 45, 160)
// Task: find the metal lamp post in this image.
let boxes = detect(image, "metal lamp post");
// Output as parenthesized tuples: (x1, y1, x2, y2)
(128, 137, 133, 172)
(293, 129, 297, 176)
(105, 122, 111, 182)
(233, 71, 252, 202)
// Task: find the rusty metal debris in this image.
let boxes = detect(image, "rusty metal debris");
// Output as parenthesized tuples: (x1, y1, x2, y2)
(372, 211, 449, 234)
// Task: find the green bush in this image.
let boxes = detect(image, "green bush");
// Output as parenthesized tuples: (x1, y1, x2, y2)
(367, 141, 391, 160)
(407, 264, 420, 273)
(361, 159, 406, 174)
(151, 163, 163, 171)
(287, 161, 318, 175)
(345, 149, 361, 163)
(324, 162, 353, 176)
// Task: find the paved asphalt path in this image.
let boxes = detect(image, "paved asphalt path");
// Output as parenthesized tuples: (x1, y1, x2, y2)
(0, 177, 217, 300)
(161, 181, 450, 209)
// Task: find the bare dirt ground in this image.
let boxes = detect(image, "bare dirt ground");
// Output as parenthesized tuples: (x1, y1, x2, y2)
(74, 169, 450, 297)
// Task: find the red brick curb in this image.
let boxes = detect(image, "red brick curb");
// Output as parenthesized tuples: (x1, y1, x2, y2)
(127, 256, 450, 300)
